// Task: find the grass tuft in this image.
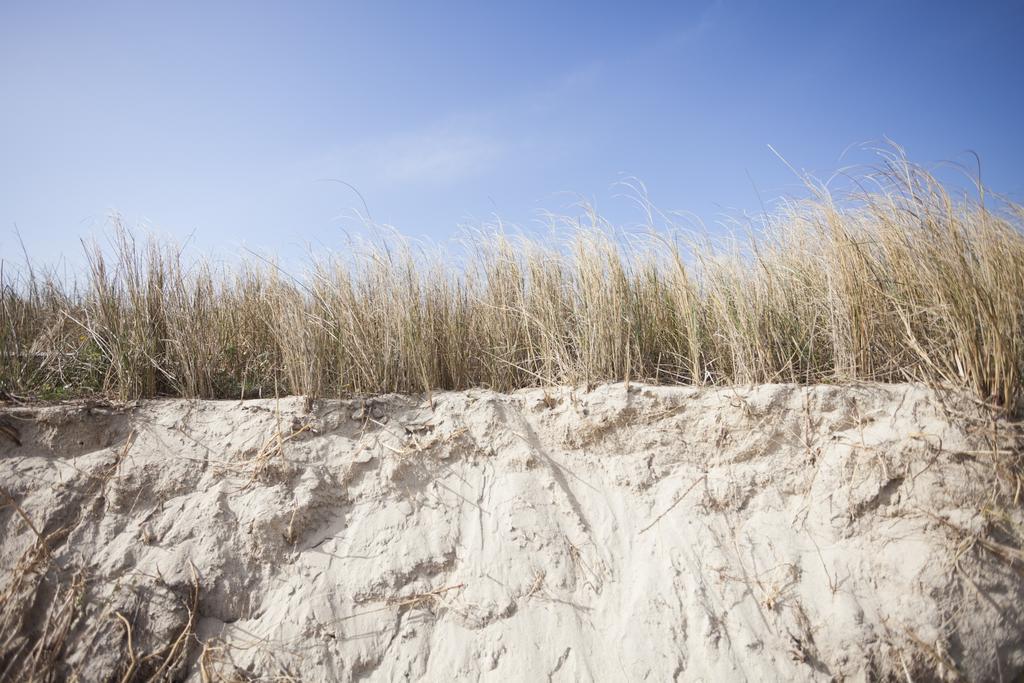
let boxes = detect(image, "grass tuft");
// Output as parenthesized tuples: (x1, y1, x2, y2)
(2, 154, 1022, 413)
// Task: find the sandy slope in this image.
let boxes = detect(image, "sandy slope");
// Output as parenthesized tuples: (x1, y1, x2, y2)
(1, 383, 1022, 681)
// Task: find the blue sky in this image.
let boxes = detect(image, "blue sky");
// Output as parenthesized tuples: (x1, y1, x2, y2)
(2, 1, 1022, 265)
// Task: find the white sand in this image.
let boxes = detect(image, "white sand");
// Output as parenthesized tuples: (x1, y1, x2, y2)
(1, 383, 1022, 681)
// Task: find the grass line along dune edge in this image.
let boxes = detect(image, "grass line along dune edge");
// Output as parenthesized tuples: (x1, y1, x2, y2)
(2, 153, 1022, 414)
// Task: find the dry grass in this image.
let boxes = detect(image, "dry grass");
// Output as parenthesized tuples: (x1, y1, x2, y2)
(0, 429, 202, 683)
(2, 153, 1022, 413)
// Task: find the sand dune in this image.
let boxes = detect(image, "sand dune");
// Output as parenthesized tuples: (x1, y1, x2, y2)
(1, 383, 1022, 681)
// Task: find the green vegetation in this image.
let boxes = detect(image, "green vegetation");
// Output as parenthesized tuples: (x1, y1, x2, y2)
(3, 155, 1023, 412)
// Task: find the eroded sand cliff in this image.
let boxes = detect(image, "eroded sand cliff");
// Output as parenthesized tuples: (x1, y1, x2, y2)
(1, 383, 1022, 681)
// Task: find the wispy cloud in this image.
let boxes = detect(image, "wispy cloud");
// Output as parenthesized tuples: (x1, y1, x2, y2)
(349, 128, 503, 186)
(645, 0, 721, 56)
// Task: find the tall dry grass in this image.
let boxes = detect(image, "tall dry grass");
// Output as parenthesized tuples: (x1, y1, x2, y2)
(2, 156, 1022, 412)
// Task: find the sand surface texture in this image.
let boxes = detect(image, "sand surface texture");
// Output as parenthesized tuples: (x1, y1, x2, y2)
(1, 383, 1022, 681)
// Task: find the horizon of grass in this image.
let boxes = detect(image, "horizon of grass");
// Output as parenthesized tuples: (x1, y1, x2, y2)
(2, 151, 1023, 414)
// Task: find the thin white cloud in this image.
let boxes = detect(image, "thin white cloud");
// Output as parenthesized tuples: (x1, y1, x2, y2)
(650, 0, 721, 54)
(355, 128, 503, 186)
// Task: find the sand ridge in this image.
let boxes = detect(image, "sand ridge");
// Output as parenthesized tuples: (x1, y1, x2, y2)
(1, 383, 1022, 681)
